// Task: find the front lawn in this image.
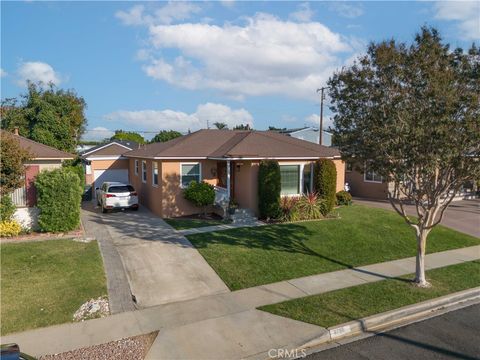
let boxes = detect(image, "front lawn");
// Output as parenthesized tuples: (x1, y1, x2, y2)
(1, 239, 107, 334)
(164, 217, 226, 230)
(187, 205, 480, 290)
(260, 260, 480, 328)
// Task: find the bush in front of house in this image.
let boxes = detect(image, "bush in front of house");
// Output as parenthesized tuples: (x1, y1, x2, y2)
(314, 159, 337, 213)
(0, 220, 22, 237)
(63, 158, 85, 186)
(336, 190, 353, 206)
(258, 160, 281, 220)
(296, 192, 327, 220)
(279, 196, 300, 222)
(35, 168, 82, 232)
(0, 195, 16, 222)
(183, 181, 215, 216)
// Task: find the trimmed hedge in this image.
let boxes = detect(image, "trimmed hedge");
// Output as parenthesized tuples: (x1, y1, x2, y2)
(336, 190, 352, 206)
(258, 160, 281, 220)
(314, 159, 337, 213)
(183, 181, 215, 216)
(35, 168, 82, 232)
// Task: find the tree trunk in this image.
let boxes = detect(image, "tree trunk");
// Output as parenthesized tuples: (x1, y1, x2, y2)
(414, 228, 431, 287)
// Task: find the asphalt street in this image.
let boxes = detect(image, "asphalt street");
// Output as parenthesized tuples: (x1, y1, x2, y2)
(306, 304, 480, 360)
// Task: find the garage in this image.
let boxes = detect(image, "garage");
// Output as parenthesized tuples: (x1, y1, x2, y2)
(93, 169, 129, 190)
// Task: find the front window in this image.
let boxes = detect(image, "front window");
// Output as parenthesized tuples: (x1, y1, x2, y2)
(135, 160, 139, 176)
(364, 163, 383, 183)
(280, 165, 300, 195)
(142, 161, 147, 183)
(346, 161, 353, 172)
(152, 162, 159, 186)
(181, 163, 201, 187)
(303, 164, 312, 194)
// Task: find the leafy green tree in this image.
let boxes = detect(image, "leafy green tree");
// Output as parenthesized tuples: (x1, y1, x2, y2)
(329, 27, 480, 287)
(0, 131, 32, 195)
(313, 159, 337, 213)
(258, 160, 281, 219)
(268, 126, 286, 131)
(183, 181, 215, 217)
(213, 122, 228, 129)
(233, 124, 251, 130)
(111, 130, 145, 144)
(1, 82, 87, 152)
(151, 130, 182, 143)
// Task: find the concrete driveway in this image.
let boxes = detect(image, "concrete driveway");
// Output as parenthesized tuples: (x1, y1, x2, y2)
(354, 198, 480, 238)
(82, 203, 229, 308)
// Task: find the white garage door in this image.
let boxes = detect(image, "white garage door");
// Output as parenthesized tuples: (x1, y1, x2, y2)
(93, 169, 129, 191)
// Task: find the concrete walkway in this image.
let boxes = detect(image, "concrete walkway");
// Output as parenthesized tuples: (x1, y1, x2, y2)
(82, 203, 229, 308)
(354, 198, 480, 238)
(4, 245, 479, 359)
(177, 221, 265, 236)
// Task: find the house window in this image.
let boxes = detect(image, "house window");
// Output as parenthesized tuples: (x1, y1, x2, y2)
(280, 165, 300, 195)
(181, 163, 201, 187)
(142, 161, 147, 183)
(135, 160, 139, 176)
(346, 162, 353, 172)
(302, 164, 312, 194)
(152, 162, 159, 186)
(364, 164, 383, 183)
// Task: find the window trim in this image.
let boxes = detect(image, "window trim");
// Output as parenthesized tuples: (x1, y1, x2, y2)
(142, 160, 147, 183)
(134, 160, 139, 176)
(152, 161, 159, 187)
(364, 163, 383, 183)
(180, 162, 202, 188)
(279, 163, 304, 197)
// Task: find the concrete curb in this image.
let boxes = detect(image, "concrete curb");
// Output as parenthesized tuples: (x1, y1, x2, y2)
(300, 287, 480, 350)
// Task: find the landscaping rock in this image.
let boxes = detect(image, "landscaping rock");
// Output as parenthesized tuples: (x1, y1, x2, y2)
(73, 296, 109, 322)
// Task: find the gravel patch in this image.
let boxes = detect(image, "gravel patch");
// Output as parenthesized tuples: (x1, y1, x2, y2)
(39, 332, 158, 360)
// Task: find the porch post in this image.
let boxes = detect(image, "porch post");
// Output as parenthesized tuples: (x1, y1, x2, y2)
(226, 160, 231, 200)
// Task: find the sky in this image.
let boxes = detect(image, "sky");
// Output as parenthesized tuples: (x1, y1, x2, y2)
(1, 1, 479, 141)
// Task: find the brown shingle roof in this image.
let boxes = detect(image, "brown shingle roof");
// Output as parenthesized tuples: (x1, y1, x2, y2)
(1, 130, 75, 159)
(125, 129, 340, 159)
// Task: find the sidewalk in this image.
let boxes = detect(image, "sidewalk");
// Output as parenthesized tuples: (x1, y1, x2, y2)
(3, 245, 479, 358)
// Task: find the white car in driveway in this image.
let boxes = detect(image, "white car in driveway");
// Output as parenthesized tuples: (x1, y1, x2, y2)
(96, 182, 139, 213)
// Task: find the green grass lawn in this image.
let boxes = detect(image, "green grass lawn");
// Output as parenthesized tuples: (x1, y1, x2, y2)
(1, 239, 107, 334)
(164, 217, 226, 230)
(260, 260, 480, 328)
(187, 205, 480, 290)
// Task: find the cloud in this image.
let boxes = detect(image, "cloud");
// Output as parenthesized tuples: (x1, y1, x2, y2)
(328, 2, 364, 18)
(434, 1, 480, 40)
(305, 113, 333, 129)
(115, 2, 201, 26)
(104, 103, 253, 132)
(220, 0, 235, 8)
(0, 68, 7, 77)
(16, 61, 61, 86)
(135, 13, 353, 100)
(289, 3, 314, 22)
(84, 127, 115, 141)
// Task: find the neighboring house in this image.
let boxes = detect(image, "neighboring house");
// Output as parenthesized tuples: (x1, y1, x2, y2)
(124, 129, 345, 218)
(2, 129, 74, 228)
(279, 127, 332, 147)
(80, 140, 138, 193)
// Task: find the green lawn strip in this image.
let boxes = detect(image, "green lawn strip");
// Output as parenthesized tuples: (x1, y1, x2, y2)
(1, 239, 107, 334)
(164, 218, 226, 230)
(187, 205, 479, 290)
(259, 261, 480, 328)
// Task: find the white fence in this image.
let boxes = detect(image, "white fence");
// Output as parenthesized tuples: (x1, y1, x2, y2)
(11, 186, 27, 207)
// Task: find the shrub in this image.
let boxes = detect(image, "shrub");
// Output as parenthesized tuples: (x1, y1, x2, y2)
(336, 190, 353, 206)
(258, 160, 281, 220)
(63, 158, 85, 186)
(314, 159, 337, 214)
(183, 181, 215, 216)
(35, 168, 82, 232)
(279, 196, 300, 222)
(0, 195, 16, 222)
(0, 220, 22, 237)
(296, 192, 324, 220)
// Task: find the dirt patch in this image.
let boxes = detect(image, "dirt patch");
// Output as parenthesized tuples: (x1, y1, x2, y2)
(39, 332, 158, 360)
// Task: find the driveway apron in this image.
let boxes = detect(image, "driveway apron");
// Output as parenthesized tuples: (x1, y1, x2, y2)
(85, 204, 229, 308)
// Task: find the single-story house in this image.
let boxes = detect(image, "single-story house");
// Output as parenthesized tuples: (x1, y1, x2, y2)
(3, 129, 75, 228)
(80, 140, 138, 194)
(123, 129, 345, 218)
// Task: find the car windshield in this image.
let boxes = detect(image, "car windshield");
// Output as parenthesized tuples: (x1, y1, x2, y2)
(108, 185, 134, 193)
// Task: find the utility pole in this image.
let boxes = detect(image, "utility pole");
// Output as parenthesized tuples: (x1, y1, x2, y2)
(316, 87, 327, 145)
